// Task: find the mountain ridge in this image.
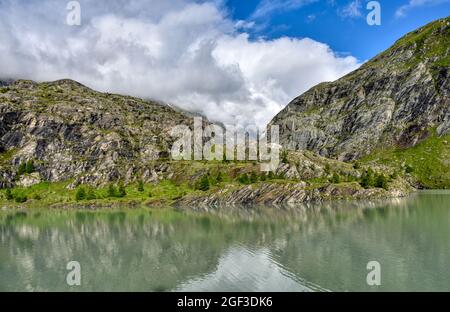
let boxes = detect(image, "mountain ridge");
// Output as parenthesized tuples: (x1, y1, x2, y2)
(1, 18, 448, 207)
(270, 16, 449, 161)
(0, 78, 195, 187)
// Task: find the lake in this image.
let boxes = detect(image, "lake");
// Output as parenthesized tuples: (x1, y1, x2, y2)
(1, 191, 449, 292)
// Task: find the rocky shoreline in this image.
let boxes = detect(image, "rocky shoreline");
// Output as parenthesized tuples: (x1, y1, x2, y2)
(174, 181, 413, 211)
(0, 179, 413, 212)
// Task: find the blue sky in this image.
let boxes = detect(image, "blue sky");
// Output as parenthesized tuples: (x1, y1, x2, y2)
(225, 0, 450, 61)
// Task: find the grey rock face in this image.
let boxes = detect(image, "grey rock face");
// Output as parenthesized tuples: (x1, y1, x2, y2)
(175, 181, 409, 209)
(0, 79, 193, 187)
(270, 18, 450, 160)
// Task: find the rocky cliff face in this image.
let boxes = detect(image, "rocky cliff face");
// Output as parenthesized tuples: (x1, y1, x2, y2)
(270, 17, 450, 161)
(0, 79, 193, 187)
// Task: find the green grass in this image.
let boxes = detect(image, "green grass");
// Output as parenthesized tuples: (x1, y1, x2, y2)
(0, 179, 207, 208)
(0, 144, 429, 208)
(361, 134, 450, 189)
(363, 16, 450, 76)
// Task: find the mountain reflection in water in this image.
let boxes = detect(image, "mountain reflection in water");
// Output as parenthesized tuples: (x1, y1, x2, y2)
(0, 191, 449, 292)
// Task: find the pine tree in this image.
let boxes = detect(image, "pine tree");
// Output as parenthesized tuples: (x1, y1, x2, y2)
(5, 188, 13, 200)
(281, 150, 289, 164)
(75, 187, 86, 201)
(25, 160, 35, 174)
(238, 173, 250, 184)
(108, 184, 117, 198)
(198, 175, 210, 191)
(17, 162, 27, 175)
(118, 183, 127, 198)
(86, 188, 97, 200)
(215, 172, 223, 184)
(250, 171, 258, 183)
(361, 168, 375, 189)
(14, 193, 27, 203)
(375, 174, 389, 190)
(137, 180, 145, 192)
(405, 164, 414, 173)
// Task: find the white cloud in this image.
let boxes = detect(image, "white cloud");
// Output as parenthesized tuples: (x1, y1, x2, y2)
(0, 0, 360, 127)
(339, 0, 363, 18)
(251, 0, 318, 19)
(395, 0, 450, 17)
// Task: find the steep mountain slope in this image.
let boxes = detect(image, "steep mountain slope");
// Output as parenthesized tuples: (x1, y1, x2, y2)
(270, 17, 449, 161)
(0, 78, 412, 204)
(0, 79, 193, 187)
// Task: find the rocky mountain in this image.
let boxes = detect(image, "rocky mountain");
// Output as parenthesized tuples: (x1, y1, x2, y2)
(1, 18, 447, 201)
(270, 17, 449, 161)
(0, 79, 194, 187)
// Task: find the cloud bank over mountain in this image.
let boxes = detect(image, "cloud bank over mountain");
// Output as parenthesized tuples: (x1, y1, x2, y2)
(0, 0, 360, 126)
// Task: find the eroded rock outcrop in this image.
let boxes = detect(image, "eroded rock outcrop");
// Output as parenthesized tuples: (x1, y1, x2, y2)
(175, 180, 411, 210)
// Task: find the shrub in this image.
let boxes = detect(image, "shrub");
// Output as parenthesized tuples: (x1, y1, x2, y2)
(14, 193, 28, 203)
(353, 162, 361, 170)
(250, 171, 258, 183)
(281, 150, 289, 164)
(32, 193, 42, 201)
(260, 173, 267, 181)
(25, 160, 35, 174)
(86, 188, 97, 200)
(324, 164, 331, 175)
(148, 192, 153, 198)
(75, 187, 86, 201)
(198, 175, 210, 191)
(390, 171, 399, 180)
(405, 164, 414, 174)
(375, 174, 389, 190)
(17, 162, 27, 175)
(5, 189, 13, 200)
(137, 180, 145, 192)
(361, 168, 375, 189)
(238, 173, 250, 185)
(16, 160, 35, 176)
(215, 172, 223, 184)
(107, 184, 117, 198)
(331, 173, 341, 184)
(118, 183, 127, 198)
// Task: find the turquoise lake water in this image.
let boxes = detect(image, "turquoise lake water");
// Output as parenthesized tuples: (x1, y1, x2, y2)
(0, 191, 449, 291)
